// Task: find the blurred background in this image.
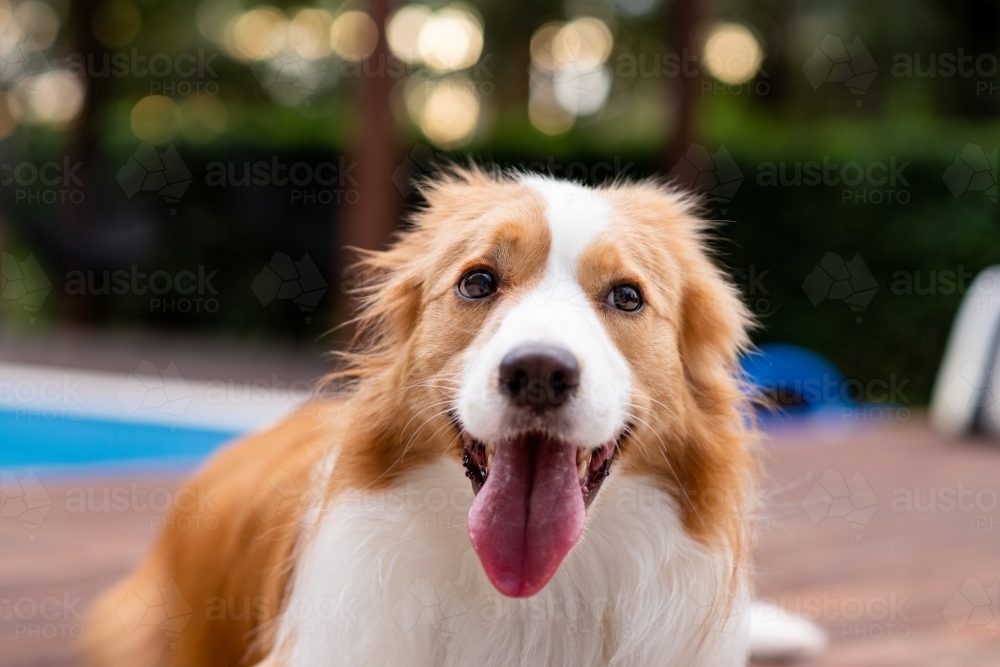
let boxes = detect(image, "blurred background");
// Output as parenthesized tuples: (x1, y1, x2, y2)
(0, 0, 998, 665)
(0, 0, 995, 400)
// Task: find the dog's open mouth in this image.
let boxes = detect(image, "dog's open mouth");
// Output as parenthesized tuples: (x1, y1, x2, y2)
(462, 432, 618, 506)
(458, 427, 623, 598)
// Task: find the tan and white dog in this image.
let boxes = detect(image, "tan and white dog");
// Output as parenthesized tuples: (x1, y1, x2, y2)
(87, 171, 824, 666)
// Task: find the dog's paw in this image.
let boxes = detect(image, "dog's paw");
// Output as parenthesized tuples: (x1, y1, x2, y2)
(748, 601, 827, 663)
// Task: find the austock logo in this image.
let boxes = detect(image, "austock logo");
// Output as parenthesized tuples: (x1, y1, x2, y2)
(0, 470, 52, 540)
(943, 578, 997, 636)
(755, 157, 911, 205)
(64, 265, 220, 315)
(117, 143, 193, 214)
(250, 38, 328, 104)
(115, 578, 193, 646)
(0, 35, 49, 84)
(801, 252, 878, 323)
(668, 143, 743, 215)
(64, 481, 221, 531)
(250, 469, 306, 522)
(2, 158, 85, 205)
(802, 35, 878, 105)
(943, 144, 997, 204)
(801, 469, 878, 540)
(392, 578, 469, 640)
(115, 360, 193, 419)
(731, 265, 780, 318)
(1, 252, 51, 323)
(204, 156, 359, 204)
(62, 48, 220, 96)
(941, 360, 997, 419)
(1, 591, 86, 639)
(393, 144, 451, 197)
(251, 252, 328, 324)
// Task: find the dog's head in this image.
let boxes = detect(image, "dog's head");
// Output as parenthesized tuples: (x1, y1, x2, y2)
(340, 169, 752, 598)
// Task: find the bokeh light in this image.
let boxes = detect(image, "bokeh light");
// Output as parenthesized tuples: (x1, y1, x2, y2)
(702, 22, 763, 84)
(180, 94, 227, 143)
(528, 87, 574, 136)
(553, 64, 611, 116)
(329, 10, 378, 62)
(0, 91, 22, 139)
(11, 1, 61, 49)
(130, 94, 182, 144)
(529, 17, 614, 118)
(21, 70, 84, 126)
(227, 6, 285, 62)
(210, 4, 336, 84)
(92, 0, 142, 48)
(403, 73, 430, 125)
(529, 23, 563, 72)
(551, 17, 613, 69)
(288, 8, 333, 60)
(386, 4, 431, 65)
(416, 4, 483, 73)
(532, 18, 613, 72)
(413, 77, 479, 147)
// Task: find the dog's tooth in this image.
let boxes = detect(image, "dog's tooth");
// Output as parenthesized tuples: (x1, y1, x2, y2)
(577, 450, 591, 480)
(487, 452, 494, 470)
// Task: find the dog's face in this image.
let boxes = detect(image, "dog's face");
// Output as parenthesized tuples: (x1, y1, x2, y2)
(351, 171, 750, 599)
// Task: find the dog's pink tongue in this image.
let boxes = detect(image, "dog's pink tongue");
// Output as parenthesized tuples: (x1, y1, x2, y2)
(468, 434, 585, 597)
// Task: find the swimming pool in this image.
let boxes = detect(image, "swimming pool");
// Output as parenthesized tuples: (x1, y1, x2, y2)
(0, 408, 238, 467)
(0, 361, 304, 470)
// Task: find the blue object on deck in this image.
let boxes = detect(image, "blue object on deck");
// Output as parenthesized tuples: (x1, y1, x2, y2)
(0, 409, 238, 467)
(741, 343, 848, 417)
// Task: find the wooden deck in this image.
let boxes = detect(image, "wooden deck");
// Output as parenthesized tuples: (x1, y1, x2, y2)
(2, 416, 998, 666)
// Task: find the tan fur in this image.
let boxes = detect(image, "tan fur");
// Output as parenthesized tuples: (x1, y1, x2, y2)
(86, 403, 334, 667)
(86, 170, 754, 666)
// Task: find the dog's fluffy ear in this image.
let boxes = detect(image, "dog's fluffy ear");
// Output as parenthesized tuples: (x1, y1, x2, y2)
(333, 167, 500, 383)
(333, 239, 425, 383)
(612, 182, 753, 407)
(676, 227, 752, 411)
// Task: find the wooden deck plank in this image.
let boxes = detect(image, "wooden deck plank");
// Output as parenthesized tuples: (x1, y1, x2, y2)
(2, 417, 998, 666)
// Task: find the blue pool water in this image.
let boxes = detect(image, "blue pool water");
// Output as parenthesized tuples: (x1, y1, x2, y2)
(0, 409, 238, 467)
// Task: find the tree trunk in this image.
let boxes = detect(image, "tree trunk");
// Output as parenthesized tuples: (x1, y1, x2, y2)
(665, 0, 702, 171)
(335, 0, 399, 335)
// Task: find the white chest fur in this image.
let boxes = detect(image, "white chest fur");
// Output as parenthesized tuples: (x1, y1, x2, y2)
(271, 458, 749, 667)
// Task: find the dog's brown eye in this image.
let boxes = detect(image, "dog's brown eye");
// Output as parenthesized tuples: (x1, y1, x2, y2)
(607, 284, 642, 312)
(458, 269, 497, 299)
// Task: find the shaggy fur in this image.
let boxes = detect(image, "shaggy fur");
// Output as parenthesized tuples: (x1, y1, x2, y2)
(85, 169, 820, 666)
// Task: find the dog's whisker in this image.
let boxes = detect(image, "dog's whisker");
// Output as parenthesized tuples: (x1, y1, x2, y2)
(397, 413, 460, 466)
(621, 410, 697, 515)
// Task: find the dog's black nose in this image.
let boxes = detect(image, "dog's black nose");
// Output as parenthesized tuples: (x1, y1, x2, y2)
(499, 344, 580, 412)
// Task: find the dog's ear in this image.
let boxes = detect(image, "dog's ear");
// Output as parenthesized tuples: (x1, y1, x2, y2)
(332, 167, 499, 383)
(676, 234, 752, 412)
(615, 183, 753, 406)
(333, 238, 425, 383)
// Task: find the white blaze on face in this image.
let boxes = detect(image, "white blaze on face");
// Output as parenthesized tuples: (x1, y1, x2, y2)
(457, 176, 632, 450)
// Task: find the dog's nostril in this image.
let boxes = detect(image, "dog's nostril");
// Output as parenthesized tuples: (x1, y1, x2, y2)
(498, 344, 580, 412)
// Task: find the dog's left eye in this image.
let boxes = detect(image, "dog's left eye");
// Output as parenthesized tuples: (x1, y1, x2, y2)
(607, 284, 642, 312)
(458, 269, 497, 299)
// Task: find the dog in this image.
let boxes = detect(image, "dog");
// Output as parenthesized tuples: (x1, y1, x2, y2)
(87, 170, 825, 666)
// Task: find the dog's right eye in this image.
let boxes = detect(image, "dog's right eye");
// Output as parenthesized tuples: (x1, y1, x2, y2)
(457, 269, 497, 299)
